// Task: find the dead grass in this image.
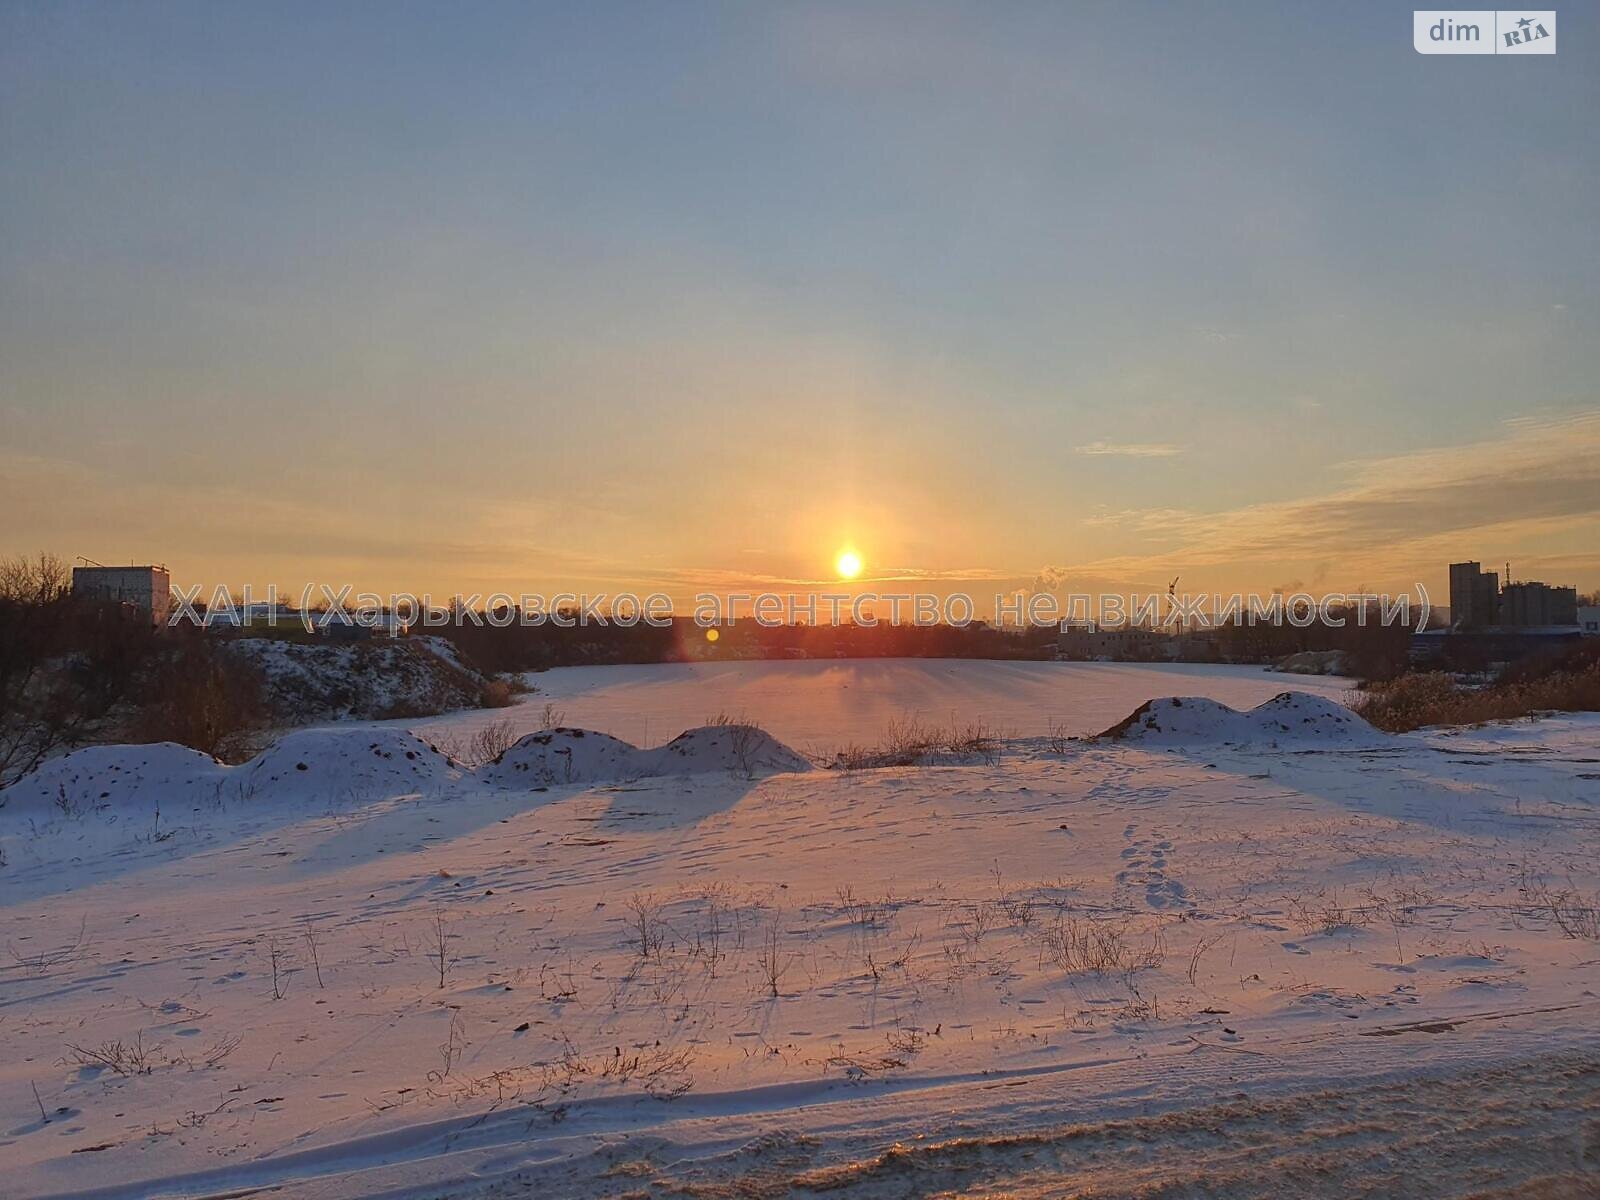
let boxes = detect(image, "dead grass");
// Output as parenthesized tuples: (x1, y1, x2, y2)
(64, 1032, 164, 1076)
(704, 711, 770, 778)
(477, 679, 517, 708)
(1353, 666, 1600, 733)
(1524, 881, 1600, 940)
(1037, 914, 1166, 979)
(831, 716, 1000, 769)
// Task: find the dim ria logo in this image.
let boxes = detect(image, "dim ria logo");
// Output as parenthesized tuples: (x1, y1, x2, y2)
(1415, 11, 1555, 53)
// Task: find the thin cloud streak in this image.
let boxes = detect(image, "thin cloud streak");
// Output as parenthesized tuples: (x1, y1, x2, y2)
(1074, 442, 1186, 458)
(1077, 410, 1600, 584)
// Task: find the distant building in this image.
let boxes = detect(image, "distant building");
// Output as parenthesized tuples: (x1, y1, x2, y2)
(1411, 626, 1583, 666)
(202, 604, 306, 631)
(1448, 560, 1580, 630)
(1579, 606, 1600, 637)
(70, 564, 171, 626)
(1057, 624, 1172, 661)
(1448, 561, 1499, 628)
(1498, 581, 1578, 627)
(315, 610, 408, 640)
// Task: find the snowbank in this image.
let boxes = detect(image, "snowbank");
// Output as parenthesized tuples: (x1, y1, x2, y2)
(0, 742, 228, 817)
(481, 724, 813, 787)
(479, 728, 643, 787)
(645, 724, 813, 776)
(0, 730, 461, 835)
(1274, 649, 1350, 676)
(1, 722, 812, 822)
(240, 728, 461, 798)
(1098, 690, 1383, 747)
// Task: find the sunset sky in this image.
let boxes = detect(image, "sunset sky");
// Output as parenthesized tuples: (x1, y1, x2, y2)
(2, 3, 1597, 611)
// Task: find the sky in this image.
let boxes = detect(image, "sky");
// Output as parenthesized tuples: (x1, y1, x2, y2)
(2, 2, 1597, 612)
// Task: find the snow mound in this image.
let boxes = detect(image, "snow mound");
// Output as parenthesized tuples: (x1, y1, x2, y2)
(479, 728, 643, 787)
(1248, 692, 1377, 741)
(1275, 649, 1349, 676)
(0, 743, 228, 816)
(642, 724, 814, 776)
(1099, 691, 1383, 747)
(481, 724, 813, 787)
(240, 728, 461, 798)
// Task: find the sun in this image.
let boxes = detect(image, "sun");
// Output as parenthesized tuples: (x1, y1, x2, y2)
(835, 550, 863, 579)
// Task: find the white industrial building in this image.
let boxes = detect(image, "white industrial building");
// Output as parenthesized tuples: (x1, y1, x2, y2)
(70, 564, 172, 626)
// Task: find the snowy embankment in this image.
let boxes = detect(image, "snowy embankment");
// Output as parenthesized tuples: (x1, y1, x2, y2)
(225, 635, 489, 721)
(1, 680, 1597, 1199)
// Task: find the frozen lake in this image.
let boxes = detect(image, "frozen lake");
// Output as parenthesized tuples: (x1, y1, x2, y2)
(412, 658, 1356, 754)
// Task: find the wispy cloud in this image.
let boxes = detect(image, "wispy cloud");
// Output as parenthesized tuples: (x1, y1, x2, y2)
(1076, 410, 1600, 585)
(1073, 441, 1185, 458)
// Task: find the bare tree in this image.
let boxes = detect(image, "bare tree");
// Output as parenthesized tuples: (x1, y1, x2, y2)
(128, 642, 269, 761)
(0, 553, 69, 605)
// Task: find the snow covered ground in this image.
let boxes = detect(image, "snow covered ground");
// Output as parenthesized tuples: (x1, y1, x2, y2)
(1, 664, 1597, 1199)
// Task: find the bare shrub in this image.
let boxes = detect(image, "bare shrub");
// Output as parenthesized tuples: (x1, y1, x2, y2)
(473, 719, 518, 763)
(625, 892, 665, 959)
(1354, 667, 1600, 733)
(427, 910, 456, 987)
(725, 723, 763, 779)
(542, 1038, 696, 1101)
(946, 721, 1000, 763)
(430, 719, 519, 769)
(265, 938, 292, 1000)
(1038, 915, 1165, 978)
(129, 642, 270, 761)
(836, 886, 893, 930)
(1287, 889, 1369, 935)
(478, 678, 516, 708)
(757, 921, 792, 998)
(65, 1031, 164, 1076)
(998, 893, 1036, 930)
(1186, 932, 1224, 986)
(704, 712, 770, 779)
(1361, 881, 1434, 932)
(430, 1008, 467, 1081)
(302, 920, 325, 989)
(1525, 882, 1600, 940)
